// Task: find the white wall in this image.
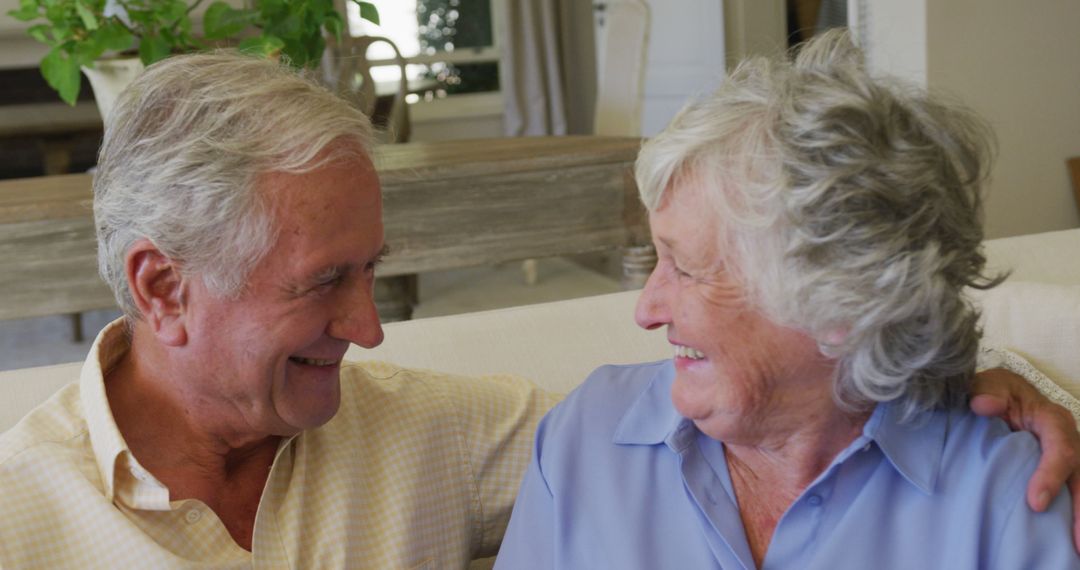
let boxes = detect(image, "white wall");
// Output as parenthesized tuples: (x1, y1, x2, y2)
(857, 0, 1080, 238)
(638, 0, 726, 136)
(927, 0, 1080, 238)
(857, 0, 927, 87)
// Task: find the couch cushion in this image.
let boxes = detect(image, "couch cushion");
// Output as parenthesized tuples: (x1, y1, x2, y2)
(983, 229, 1080, 286)
(0, 362, 80, 432)
(971, 281, 1080, 397)
(354, 291, 670, 395)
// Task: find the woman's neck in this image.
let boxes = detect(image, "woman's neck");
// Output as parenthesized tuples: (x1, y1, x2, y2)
(723, 403, 871, 568)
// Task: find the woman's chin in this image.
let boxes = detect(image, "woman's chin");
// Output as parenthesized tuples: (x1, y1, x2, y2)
(670, 374, 754, 438)
(671, 375, 719, 418)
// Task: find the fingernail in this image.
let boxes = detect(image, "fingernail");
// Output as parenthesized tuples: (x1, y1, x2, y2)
(1037, 490, 1050, 510)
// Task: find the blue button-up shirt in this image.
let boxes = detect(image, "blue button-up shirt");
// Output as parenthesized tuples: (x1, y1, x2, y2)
(496, 360, 1080, 569)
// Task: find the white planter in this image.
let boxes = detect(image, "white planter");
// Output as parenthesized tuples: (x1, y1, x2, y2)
(81, 57, 145, 123)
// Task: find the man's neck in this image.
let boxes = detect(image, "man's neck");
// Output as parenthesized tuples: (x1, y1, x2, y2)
(104, 325, 281, 550)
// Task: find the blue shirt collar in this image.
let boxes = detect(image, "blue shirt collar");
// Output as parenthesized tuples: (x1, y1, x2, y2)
(613, 360, 682, 446)
(612, 359, 947, 495)
(862, 402, 947, 495)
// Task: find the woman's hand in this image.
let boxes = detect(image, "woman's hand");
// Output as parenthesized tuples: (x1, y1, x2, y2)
(970, 367, 1080, 552)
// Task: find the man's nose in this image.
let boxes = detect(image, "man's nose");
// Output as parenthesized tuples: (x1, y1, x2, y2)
(330, 280, 384, 348)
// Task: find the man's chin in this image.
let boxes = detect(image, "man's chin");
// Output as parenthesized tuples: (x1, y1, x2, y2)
(288, 392, 342, 429)
(274, 386, 342, 433)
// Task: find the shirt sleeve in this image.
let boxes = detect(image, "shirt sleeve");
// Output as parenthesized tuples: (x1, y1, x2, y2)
(990, 459, 1080, 568)
(434, 372, 561, 558)
(493, 412, 557, 569)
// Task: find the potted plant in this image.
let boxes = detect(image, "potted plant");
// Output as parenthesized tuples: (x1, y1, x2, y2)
(7, 0, 380, 107)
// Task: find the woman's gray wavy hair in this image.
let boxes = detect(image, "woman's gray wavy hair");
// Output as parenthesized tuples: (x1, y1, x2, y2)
(635, 30, 1003, 419)
(94, 51, 373, 319)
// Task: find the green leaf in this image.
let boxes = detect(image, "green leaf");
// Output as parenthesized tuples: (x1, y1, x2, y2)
(41, 47, 81, 105)
(72, 20, 131, 65)
(164, 0, 185, 21)
(27, 23, 51, 43)
(323, 11, 342, 41)
(356, 1, 378, 26)
(97, 20, 134, 51)
(43, 4, 69, 28)
(256, 0, 286, 20)
(74, 34, 107, 64)
(8, 6, 40, 21)
(286, 32, 324, 68)
(73, 0, 97, 30)
(238, 34, 285, 59)
(278, 14, 302, 38)
(203, 1, 255, 39)
(174, 13, 192, 34)
(8, 0, 40, 20)
(138, 33, 170, 64)
(124, 6, 154, 27)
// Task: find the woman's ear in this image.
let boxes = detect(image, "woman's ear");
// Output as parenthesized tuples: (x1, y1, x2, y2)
(125, 239, 188, 346)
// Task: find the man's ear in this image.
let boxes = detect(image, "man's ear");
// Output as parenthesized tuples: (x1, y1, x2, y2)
(125, 239, 188, 346)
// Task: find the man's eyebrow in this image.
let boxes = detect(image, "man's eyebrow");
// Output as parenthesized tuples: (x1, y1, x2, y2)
(298, 245, 390, 289)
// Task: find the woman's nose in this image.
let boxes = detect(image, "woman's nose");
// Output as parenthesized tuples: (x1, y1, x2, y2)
(634, 268, 670, 331)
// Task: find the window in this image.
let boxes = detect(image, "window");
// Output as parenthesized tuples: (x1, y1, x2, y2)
(347, 0, 503, 104)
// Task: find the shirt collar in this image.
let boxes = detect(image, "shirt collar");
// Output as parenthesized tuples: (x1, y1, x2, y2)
(613, 360, 683, 446)
(79, 318, 170, 509)
(80, 319, 304, 510)
(862, 402, 947, 495)
(611, 359, 947, 495)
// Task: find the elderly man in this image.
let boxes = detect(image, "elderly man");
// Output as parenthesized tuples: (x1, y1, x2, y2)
(0, 52, 1076, 568)
(0, 54, 555, 568)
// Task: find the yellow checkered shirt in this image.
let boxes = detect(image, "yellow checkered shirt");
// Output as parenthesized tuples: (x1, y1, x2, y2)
(0, 321, 559, 568)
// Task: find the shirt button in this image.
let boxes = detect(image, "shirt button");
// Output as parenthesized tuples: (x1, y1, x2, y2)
(185, 509, 202, 524)
(807, 494, 823, 506)
(862, 443, 871, 452)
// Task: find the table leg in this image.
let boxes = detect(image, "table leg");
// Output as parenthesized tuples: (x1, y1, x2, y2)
(38, 136, 76, 176)
(621, 244, 656, 290)
(375, 274, 417, 322)
(70, 312, 83, 343)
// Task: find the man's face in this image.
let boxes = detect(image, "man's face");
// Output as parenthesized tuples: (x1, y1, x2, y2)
(181, 150, 385, 437)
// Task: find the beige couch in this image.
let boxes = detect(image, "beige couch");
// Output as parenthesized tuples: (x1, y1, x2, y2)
(0, 229, 1078, 570)
(3, 228, 1079, 433)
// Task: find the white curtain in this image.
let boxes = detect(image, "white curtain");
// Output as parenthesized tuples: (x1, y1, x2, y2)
(499, 0, 597, 136)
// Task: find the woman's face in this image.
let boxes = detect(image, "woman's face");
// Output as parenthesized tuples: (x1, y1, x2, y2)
(634, 179, 836, 444)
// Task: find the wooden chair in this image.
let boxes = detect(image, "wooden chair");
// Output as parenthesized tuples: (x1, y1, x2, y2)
(325, 35, 412, 144)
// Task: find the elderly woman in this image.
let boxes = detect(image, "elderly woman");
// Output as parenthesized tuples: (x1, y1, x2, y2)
(495, 31, 1080, 568)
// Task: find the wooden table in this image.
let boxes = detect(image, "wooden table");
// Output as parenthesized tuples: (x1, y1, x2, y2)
(0, 102, 103, 175)
(0, 135, 653, 323)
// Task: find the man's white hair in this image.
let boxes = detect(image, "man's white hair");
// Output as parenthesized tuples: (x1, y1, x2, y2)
(94, 51, 374, 318)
